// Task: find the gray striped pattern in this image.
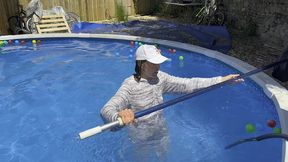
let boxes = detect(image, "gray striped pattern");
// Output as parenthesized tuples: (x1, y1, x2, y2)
(100, 71, 222, 123)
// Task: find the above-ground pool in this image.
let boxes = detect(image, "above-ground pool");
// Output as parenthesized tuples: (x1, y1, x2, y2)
(0, 34, 287, 162)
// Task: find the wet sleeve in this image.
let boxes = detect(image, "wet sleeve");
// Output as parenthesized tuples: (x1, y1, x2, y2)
(161, 72, 223, 94)
(100, 80, 131, 123)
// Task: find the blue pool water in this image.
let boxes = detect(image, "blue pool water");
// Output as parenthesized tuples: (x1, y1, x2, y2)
(0, 38, 282, 162)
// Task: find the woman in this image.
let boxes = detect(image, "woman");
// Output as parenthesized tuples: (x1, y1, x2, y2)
(101, 44, 241, 160)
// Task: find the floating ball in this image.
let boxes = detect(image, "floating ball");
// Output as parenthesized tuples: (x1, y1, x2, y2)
(21, 40, 26, 45)
(139, 42, 143, 46)
(245, 123, 256, 133)
(32, 40, 37, 44)
(8, 40, 13, 44)
(172, 49, 176, 53)
(273, 128, 281, 134)
(267, 119, 276, 128)
(37, 40, 41, 44)
(115, 52, 120, 56)
(3, 40, 8, 45)
(179, 56, 184, 61)
(129, 54, 133, 58)
(168, 49, 173, 53)
(135, 42, 138, 46)
(14, 40, 19, 44)
(129, 49, 134, 53)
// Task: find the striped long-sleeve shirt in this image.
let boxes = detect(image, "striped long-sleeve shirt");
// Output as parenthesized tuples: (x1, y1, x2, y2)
(100, 71, 222, 123)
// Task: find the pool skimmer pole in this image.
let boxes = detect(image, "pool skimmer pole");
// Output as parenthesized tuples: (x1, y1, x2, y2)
(79, 58, 288, 140)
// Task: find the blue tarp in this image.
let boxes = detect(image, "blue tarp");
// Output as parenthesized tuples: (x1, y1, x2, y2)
(72, 20, 231, 54)
(72, 22, 126, 33)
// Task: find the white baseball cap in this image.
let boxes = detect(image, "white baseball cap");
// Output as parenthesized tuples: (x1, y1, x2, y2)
(135, 44, 168, 64)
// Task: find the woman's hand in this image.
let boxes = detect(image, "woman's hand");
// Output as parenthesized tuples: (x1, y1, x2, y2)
(118, 109, 135, 124)
(221, 74, 244, 83)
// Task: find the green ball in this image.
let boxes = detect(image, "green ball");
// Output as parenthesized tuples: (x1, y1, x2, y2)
(139, 42, 143, 46)
(273, 127, 281, 134)
(179, 56, 184, 61)
(245, 123, 256, 133)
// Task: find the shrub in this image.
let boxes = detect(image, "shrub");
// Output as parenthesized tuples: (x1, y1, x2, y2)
(115, 2, 128, 22)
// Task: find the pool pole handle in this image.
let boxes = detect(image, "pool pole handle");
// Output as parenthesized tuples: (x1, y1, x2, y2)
(79, 118, 124, 139)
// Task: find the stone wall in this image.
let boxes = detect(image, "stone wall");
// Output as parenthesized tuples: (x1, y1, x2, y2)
(223, 0, 288, 50)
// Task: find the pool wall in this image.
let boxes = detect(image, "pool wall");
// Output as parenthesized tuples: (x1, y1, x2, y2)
(1, 33, 288, 162)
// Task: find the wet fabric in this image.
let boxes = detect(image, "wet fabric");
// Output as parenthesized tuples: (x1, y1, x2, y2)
(128, 113, 169, 162)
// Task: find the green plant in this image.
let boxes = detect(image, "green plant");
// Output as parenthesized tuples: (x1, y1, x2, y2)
(115, 2, 128, 22)
(133, 0, 139, 14)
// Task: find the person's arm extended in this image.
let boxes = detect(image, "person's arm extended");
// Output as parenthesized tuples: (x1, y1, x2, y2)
(161, 72, 224, 94)
(100, 80, 131, 123)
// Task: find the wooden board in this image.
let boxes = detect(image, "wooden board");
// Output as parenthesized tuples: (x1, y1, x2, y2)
(36, 14, 71, 34)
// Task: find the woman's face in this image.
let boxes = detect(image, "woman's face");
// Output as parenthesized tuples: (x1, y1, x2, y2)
(141, 61, 160, 76)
